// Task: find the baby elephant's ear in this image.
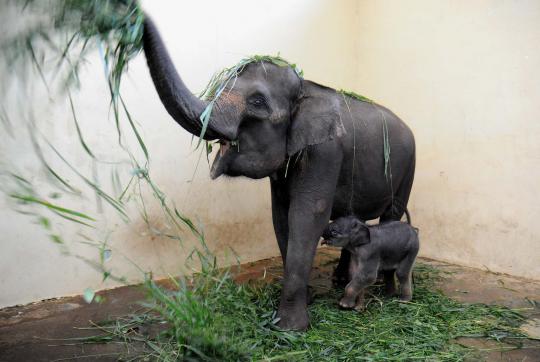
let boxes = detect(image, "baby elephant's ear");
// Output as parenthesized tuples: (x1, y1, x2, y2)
(351, 219, 370, 245)
(287, 80, 345, 156)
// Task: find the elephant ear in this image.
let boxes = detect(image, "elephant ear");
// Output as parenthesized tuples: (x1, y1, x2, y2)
(350, 219, 370, 246)
(287, 81, 345, 156)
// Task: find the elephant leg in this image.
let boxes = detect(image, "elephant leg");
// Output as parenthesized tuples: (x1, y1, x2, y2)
(333, 249, 352, 287)
(271, 177, 315, 305)
(381, 157, 415, 223)
(397, 247, 418, 302)
(383, 270, 397, 297)
(270, 177, 290, 266)
(333, 219, 365, 287)
(380, 198, 407, 222)
(339, 267, 377, 310)
(276, 143, 342, 330)
(397, 265, 414, 302)
(277, 231, 323, 330)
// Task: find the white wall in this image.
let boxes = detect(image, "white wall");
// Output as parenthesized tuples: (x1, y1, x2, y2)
(355, 0, 540, 279)
(3, 0, 539, 309)
(0, 0, 359, 308)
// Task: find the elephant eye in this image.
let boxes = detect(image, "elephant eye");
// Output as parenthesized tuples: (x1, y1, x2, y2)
(248, 95, 267, 108)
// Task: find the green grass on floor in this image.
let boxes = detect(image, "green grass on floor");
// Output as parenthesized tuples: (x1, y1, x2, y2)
(82, 263, 527, 361)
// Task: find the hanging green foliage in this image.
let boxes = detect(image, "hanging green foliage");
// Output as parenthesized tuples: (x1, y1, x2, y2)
(339, 89, 391, 181)
(0, 0, 200, 289)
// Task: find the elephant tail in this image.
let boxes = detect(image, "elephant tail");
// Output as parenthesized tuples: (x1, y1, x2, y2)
(403, 208, 420, 235)
(404, 207, 412, 225)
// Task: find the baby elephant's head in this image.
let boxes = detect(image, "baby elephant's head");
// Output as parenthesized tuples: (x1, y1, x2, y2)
(321, 216, 370, 248)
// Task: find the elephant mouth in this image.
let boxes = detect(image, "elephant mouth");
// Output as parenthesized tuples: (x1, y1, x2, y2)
(321, 237, 342, 247)
(210, 140, 233, 179)
(321, 239, 335, 246)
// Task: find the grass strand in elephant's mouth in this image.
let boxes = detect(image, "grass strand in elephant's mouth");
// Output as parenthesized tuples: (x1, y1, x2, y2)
(219, 140, 230, 156)
(78, 262, 526, 361)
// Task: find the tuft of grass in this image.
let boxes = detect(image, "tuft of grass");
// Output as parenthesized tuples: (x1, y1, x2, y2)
(197, 54, 303, 143)
(338, 89, 373, 104)
(200, 54, 303, 101)
(81, 262, 528, 361)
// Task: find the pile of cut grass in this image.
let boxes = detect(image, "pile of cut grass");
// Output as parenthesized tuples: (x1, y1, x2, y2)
(85, 262, 526, 361)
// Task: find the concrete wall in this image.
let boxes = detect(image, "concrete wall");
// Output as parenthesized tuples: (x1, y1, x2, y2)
(355, 0, 540, 279)
(0, 0, 358, 308)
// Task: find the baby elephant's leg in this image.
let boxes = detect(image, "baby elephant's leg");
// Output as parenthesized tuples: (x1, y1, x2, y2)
(339, 269, 377, 310)
(383, 270, 397, 297)
(396, 255, 416, 301)
(354, 289, 366, 312)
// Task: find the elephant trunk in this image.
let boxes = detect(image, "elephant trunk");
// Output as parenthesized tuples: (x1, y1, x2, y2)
(143, 17, 235, 140)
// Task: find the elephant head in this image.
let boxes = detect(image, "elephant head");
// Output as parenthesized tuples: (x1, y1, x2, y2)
(143, 18, 345, 180)
(322, 216, 370, 248)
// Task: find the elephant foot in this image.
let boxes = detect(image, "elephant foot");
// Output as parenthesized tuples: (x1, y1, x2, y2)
(276, 303, 309, 331)
(338, 297, 356, 310)
(399, 294, 412, 302)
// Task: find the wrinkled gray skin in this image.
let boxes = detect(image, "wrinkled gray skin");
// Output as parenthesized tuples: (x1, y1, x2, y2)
(142, 17, 415, 330)
(322, 217, 419, 310)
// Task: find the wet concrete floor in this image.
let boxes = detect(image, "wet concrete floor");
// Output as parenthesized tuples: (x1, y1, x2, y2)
(1, 249, 539, 361)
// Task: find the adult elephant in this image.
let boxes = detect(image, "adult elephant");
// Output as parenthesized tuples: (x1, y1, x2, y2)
(143, 18, 415, 330)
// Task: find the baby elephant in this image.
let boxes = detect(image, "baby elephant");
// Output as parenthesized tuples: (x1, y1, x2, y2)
(322, 216, 419, 310)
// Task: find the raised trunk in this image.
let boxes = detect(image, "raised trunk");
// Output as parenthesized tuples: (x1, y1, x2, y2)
(143, 17, 231, 140)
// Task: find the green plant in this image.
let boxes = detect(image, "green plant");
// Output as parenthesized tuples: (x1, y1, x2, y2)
(338, 89, 373, 104)
(0, 0, 198, 293)
(78, 262, 528, 361)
